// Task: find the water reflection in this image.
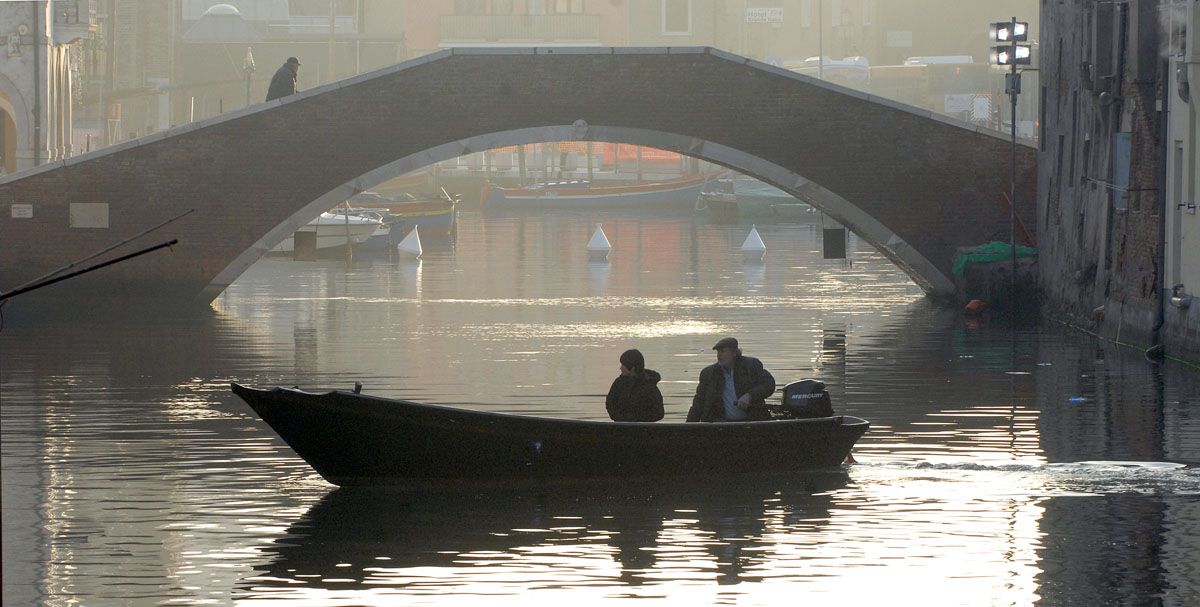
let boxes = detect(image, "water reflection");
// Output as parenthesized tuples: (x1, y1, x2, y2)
(2, 210, 1198, 606)
(1036, 494, 1200, 606)
(246, 472, 847, 596)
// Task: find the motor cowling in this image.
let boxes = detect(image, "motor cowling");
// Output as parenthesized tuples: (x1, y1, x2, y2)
(781, 379, 833, 419)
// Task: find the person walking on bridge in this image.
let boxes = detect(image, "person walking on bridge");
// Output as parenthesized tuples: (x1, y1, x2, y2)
(266, 57, 301, 102)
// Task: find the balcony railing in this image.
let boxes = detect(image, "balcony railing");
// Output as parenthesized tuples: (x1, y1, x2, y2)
(440, 14, 601, 44)
(276, 16, 359, 36)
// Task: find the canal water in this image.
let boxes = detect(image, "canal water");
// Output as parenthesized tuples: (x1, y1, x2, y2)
(2, 208, 1198, 606)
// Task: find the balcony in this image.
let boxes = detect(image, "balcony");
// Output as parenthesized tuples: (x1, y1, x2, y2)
(275, 16, 359, 36)
(440, 14, 601, 46)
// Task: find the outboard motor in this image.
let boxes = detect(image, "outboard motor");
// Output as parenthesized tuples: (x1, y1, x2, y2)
(781, 379, 833, 419)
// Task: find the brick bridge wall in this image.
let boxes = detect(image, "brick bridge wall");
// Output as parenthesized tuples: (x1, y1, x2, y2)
(0, 47, 1037, 311)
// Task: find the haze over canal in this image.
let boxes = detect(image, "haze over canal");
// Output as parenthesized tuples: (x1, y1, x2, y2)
(2, 208, 1198, 606)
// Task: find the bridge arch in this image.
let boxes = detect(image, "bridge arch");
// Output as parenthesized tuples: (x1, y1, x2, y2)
(235, 123, 952, 301)
(0, 47, 1035, 310)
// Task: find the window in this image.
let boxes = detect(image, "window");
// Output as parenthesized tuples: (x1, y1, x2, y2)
(663, 0, 691, 35)
(454, 0, 487, 15)
(550, 0, 585, 14)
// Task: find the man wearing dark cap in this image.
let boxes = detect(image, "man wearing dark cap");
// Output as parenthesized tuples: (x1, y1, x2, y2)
(266, 56, 301, 101)
(686, 337, 776, 422)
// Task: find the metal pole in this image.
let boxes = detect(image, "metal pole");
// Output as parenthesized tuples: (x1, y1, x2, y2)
(817, 0, 824, 80)
(328, 0, 336, 82)
(1008, 17, 1019, 310)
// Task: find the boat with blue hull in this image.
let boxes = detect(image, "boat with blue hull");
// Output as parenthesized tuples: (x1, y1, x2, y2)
(231, 383, 868, 488)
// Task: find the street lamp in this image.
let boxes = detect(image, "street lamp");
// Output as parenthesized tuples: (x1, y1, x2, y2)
(989, 17, 1031, 308)
(242, 47, 256, 107)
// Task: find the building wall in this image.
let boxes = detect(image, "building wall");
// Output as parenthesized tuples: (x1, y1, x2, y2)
(1163, 0, 1200, 358)
(1, 2, 41, 169)
(0, 1, 94, 170)
(1039, 0, 1199, 362)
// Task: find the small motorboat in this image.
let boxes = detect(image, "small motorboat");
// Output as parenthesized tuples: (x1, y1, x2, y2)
(269, 212, 383, 254)
(231, 381, 867, 488)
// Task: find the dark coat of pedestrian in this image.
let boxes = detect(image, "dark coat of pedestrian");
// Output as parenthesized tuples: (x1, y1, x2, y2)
(606, 349, 665, 422)
(266, 57, 300, 101)
(686, 337, 776, 422)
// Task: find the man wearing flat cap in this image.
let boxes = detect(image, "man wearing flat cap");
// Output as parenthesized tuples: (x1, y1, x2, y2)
(266, 56, 301, 101)
(686, 337, 776, 422)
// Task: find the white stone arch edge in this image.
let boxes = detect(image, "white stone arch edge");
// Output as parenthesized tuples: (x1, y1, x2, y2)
(0, 71, 31, 162)
(203, 124, 955, 303)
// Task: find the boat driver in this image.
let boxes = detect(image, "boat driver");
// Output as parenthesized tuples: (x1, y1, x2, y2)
(686, 337, 776, 422)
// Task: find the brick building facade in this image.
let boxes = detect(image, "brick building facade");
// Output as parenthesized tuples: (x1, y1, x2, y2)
(1038, 0, 1198, 363)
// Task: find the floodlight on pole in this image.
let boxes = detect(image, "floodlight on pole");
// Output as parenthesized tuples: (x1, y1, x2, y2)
(988, 16, 1031, 310)
(989, 21, 1028, 43)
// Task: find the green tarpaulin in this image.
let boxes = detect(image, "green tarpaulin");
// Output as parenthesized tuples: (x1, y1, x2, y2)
(952, 241, 1037, 276)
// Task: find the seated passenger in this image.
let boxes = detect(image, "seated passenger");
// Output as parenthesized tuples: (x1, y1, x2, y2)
(606, 349, 664, 422)
(686, 337, 776, 422)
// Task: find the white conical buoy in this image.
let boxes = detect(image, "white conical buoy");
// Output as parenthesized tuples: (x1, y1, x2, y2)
(741, 224, 766, 261)
(587, 223, 611, 261)
(397, 225, 422, 258)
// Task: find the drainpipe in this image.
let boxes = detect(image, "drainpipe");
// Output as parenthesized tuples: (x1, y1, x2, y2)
(1102, 3, 1128, 296)
(1148, 55, 1170, 359)
(32, 3, 41, 166)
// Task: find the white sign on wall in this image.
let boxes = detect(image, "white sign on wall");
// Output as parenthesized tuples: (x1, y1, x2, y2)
(70, 203, 109, 228)
(745, 8, 784, 23)
(11, 204, 32, 219)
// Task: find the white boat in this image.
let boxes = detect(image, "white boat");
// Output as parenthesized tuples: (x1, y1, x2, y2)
(270, 212, 383, 253)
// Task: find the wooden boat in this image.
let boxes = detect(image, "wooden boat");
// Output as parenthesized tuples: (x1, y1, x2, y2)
(480, 173, 709, 210)
(231, 383, 869, 488)
(348, 191, 457, 237)
(695, 175, 818, 222)
(694, 178, 739, 222)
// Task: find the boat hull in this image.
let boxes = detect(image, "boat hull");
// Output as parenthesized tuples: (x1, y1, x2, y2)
(269, 214, 381, 253)
(356, 200, 457, 238)
(232, 383, 868, 487)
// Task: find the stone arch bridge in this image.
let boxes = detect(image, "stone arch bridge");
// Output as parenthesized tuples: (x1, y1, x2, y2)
(0, 47, 1036, 311)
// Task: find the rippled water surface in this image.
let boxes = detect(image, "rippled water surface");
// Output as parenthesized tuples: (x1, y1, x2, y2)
(3, 210, 1199, 606)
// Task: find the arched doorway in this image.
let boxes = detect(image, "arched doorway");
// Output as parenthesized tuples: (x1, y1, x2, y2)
(0, 89, 17, 174)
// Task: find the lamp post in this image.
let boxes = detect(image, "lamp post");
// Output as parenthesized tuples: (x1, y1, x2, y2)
(989, 17, 1031, 309)
(242, 46, 256, 107)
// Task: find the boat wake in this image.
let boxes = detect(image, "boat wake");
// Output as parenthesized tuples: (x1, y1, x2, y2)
(852, 460, 1200, 497)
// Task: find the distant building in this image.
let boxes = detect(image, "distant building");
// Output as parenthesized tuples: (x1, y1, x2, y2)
(0, 0, 98, 172)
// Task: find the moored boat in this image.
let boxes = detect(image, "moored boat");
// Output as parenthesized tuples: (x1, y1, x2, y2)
(349, 191, 458, 238)
(231, 382, 868, 488)
(481, 173, 710, 211)
(694, 178, 739, 222)
(269, 212, 383, 254)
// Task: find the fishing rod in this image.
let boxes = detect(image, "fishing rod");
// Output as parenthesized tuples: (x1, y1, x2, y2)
(3, 208, 194, 296)
(0, 239, 178, 301)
